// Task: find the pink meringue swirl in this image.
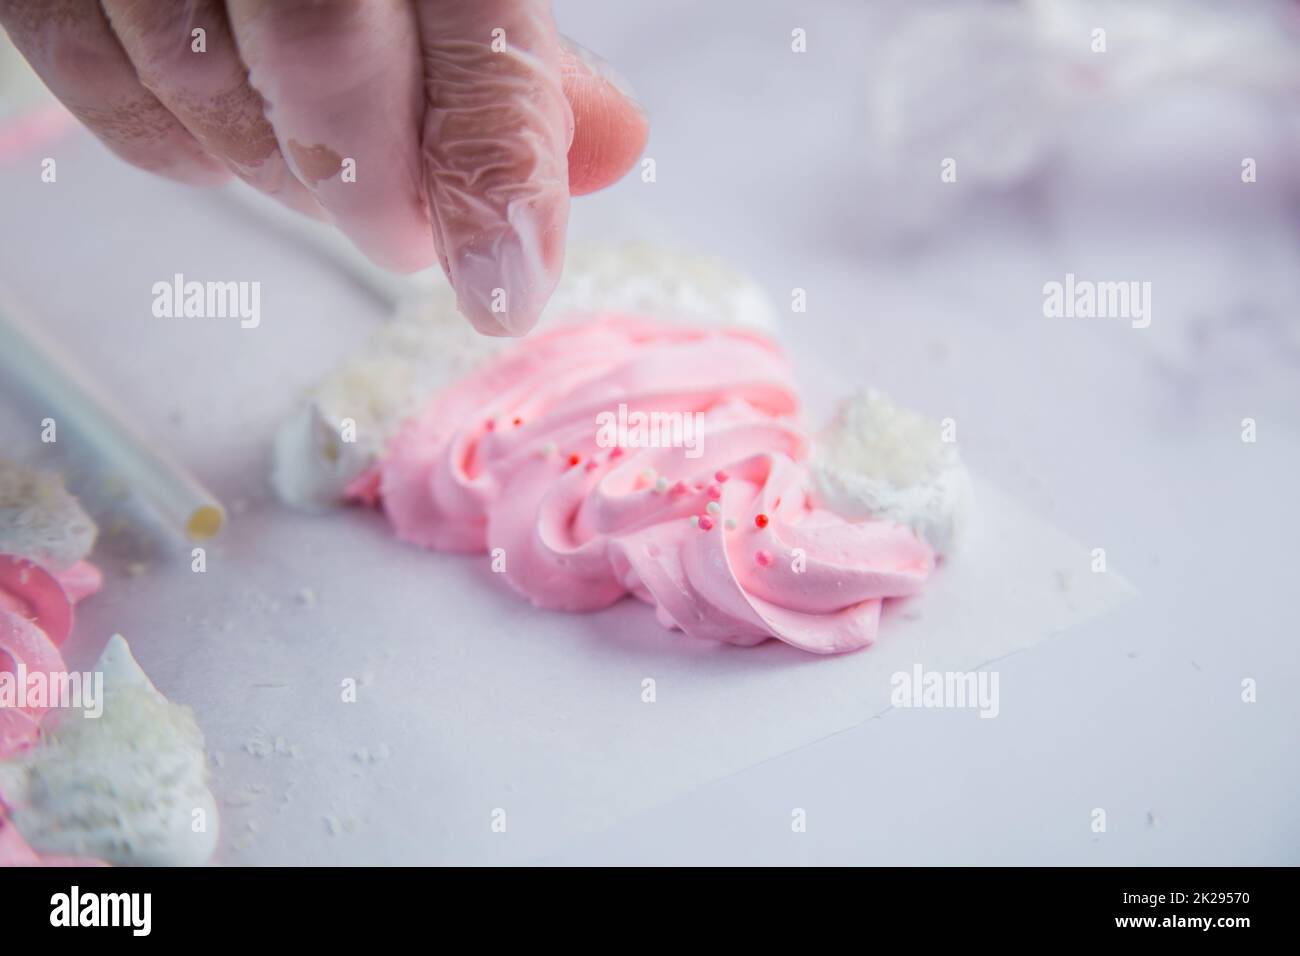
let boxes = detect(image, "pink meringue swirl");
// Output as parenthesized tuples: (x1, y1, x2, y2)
(0, 556, 76, 759)
(0, 554, 106, 866)
(359, 316, 933, 654)
(0, 553, 102, 758)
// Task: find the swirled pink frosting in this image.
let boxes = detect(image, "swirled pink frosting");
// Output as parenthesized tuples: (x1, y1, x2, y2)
(357, 316, 934, 654)
(0, 554, 106, 866)
(0, 556, 85, 759)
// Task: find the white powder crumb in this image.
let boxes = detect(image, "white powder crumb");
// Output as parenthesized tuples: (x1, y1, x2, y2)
(224, 783, 269, 807)
(352, 743, 392, 765)
(1147, 811, 1160, 829)
(322, 813, 358, 835)
(212, 751, 225, 768)
(296, 586, 317, 608)
(1054, 570, 1073, 592)
(245, 731, 273, 758)
(126, 562, 148, 578)
(246, 730, 296, 759)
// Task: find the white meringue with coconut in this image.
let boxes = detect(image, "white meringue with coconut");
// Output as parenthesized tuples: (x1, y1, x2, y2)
(543, 241, 779, 334)
(811, 389, 973, 558)
(0, 459, 96, 571)
(271, 282, 507, 509)
(0, 634, 219, 867)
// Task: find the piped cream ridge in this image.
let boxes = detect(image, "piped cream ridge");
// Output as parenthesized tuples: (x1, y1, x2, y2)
(359, 316, 935, 654)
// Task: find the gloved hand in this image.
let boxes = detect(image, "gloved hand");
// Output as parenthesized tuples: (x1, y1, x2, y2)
(0, 1, 648, 336)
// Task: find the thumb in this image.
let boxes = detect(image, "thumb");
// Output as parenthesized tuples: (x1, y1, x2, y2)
(559, 37, 649, 197)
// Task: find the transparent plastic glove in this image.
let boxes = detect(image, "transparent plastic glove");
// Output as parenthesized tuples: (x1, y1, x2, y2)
(0, 0, 648, 336)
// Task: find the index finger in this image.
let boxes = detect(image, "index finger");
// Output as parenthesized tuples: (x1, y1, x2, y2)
(417, 0, 573, 336)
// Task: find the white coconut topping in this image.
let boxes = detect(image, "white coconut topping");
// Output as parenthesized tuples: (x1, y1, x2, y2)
(544, 242, 779, 333)
(811, 389, 973, 557)
(0, 634, 219, 866)
(272, 243, 781, 509)
(0, 459, 96, 571)
(271, 281, 506, 509)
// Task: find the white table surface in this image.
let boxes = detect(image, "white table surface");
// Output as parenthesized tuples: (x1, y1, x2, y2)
(1, 0, 1296, 865)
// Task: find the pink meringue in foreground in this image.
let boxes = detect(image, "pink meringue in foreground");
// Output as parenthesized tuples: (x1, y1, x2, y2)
(354, 316, 934, 654)
(0, 555, 85, 759)
(0, 554, 108, 866)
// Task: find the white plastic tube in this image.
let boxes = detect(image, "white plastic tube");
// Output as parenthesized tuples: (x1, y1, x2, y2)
(0, 290, 224, 541)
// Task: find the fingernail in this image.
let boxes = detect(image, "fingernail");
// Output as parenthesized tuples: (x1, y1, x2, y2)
(560, 36, 645, 114)
(449, 229, 559, 338)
